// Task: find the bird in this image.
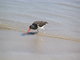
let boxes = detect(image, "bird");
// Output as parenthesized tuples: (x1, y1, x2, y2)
(27, 21, 48, 33)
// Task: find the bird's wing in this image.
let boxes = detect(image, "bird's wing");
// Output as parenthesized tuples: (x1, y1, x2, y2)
(33, 21, 48, 27)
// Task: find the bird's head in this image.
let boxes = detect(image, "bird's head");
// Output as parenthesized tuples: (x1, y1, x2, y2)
(27, 24, 38, 33)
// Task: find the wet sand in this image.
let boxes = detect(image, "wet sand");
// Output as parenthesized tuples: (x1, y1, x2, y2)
(0, 19, 80, 60)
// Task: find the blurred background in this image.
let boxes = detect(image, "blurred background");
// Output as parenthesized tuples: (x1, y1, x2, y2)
(0, 0, 80, 60)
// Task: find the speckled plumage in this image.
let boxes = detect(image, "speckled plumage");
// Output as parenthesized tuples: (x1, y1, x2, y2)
(32, 21, 48, 27)
(28, 21, 48, 32)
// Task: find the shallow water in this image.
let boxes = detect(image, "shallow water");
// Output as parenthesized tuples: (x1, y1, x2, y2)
(0, 0, 80, 40)
(0, 0, 80, 60)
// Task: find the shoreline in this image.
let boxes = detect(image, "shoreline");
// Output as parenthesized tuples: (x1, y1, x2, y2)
(0, 19, 29, 32)
(0, 19, 80, 42)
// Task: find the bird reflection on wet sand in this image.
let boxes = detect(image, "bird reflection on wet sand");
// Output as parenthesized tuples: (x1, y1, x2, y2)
(22, 32, 38, 36)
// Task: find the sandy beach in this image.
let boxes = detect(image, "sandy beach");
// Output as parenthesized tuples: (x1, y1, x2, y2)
(0, 19, 80, 60)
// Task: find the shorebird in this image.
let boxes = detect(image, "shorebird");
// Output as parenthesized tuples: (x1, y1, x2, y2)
(27, 21, 48, 33)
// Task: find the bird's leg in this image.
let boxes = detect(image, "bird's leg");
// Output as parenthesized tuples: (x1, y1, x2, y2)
(37, 29, 39, 32)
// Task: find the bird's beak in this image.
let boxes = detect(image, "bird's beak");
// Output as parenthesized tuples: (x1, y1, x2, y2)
(27, 27, 31, 33)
